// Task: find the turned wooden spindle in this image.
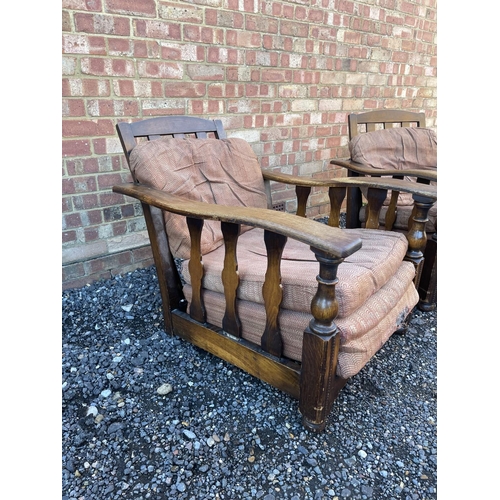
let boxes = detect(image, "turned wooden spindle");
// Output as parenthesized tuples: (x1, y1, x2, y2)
(327, 186, 346, 227)
(385, 190, 399, 231)
(295, 185, 311, 218)
(300, 250, 345, 432)
(404, 194, 434, 288)
(364, 187, 388, 230)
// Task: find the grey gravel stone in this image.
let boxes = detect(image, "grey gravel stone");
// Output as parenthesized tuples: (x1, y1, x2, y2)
(62, 265, 437, 499)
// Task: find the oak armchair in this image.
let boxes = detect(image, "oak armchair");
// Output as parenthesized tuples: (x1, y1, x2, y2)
(330, 110, 437, 311)
(113, 116, 436, 432)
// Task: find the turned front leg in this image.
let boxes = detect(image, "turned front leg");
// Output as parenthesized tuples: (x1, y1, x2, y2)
(300, 250, 344, 432)
(405, 194, 435, 289)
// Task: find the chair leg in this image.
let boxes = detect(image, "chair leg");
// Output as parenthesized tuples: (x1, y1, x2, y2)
(300, 330, 347, 431)
(418, 233, 437, 311)
(299, 250, 345, 431)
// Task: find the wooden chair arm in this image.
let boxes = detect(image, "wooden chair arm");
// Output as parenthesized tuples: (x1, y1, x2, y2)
(330, 159, 437, 182)
(112, 183, 362, 258)
(262, 171, 437, 201)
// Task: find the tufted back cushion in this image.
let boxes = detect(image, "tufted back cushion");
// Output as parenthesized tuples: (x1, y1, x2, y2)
(349, 127, 437, 206)
(130, 137, 268, 259)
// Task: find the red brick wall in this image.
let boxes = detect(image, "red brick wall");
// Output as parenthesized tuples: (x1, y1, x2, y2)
(62, 0, 437, 290)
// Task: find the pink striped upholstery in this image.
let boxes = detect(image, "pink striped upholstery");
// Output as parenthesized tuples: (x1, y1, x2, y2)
(181, 227, 409, 318)
(181, 227, 418, 379)
(349, 127, 437, 207)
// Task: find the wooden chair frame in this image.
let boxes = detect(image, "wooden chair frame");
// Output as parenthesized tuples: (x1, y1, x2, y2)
(113, 116, 437, 431)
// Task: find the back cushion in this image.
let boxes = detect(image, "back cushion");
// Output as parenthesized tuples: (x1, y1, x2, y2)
(349, 127, 437, 205)
(130, 137, 268, 259)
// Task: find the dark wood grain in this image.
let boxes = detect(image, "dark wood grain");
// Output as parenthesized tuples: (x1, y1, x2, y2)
(300, 250, 343, 431)
(112, 183, 363, 258)
(261, 230, 287, 358)
(221, 222, 242, 338)
(187, 217, 206, 323)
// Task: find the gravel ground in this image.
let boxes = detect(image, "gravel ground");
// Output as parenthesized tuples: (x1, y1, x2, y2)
(62, 262, 437, 500)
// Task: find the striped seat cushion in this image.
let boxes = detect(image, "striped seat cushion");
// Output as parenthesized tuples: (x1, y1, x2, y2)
(181, 227, 409, 318)
(181, 227, 418, 378)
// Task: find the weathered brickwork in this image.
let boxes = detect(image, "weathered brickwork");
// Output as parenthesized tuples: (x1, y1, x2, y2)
(62, 0, 437, 289)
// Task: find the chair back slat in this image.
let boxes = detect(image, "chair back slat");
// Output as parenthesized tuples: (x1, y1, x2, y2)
(348, 110, 426, 139)
(116, 116, 227, 170)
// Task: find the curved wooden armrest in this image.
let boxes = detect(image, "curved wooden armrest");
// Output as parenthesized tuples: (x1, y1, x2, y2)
(113, 183, 362, 258)
(262, 172, 437, 201)
(330, 159, 437, 182)
(329, 177, 437, 201)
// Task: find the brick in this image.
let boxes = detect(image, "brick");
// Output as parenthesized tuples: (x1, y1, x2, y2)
(137, 60, 183, 79)
(183, 25, 224, 44)
(112, 220, 128, 236)
(63, 175, 97, 194)
(63, 212, 83, 230)
(63, 0, 102, 11)
(131, 245, 154, 263)
(75, 13, 131, 35)
(92, 137, 124, 155)
(280, 20, 310, 38)
(80, 57, 135, 77)
(142, 101, 185, 116)
(260, 69, 292, 83)
(87, 99, 139, 117)
(186, 64, 224, 81)
(63, 196, 73, 213)
(245, 14, 278, 34)
(108, 38, 133, 56)
(62, 260, 85, 283)
(62, 34, 106, 55)
(62, 140, 91, 157)
(63, 119, 115, 138)
(63, 78, 111, 97)
(120, 203, 135, 218)
(164, 82, 206, 97)
(97, 172, 125, 189)
(226, 30, 261, 48)
(99, 191, 128, 207)
(63, 230, 77, 244)
(133, 39, 160, 58)
(62, 10, 72, 32)
(134, 19, 182, 40)
(159, 3, 204, 24)
(72, 194, 99, 210)
(105, 0, 156, 17)
(161, 43, 204, 62)
(66, 157, 100, 176)
(84, 226, 100, 242)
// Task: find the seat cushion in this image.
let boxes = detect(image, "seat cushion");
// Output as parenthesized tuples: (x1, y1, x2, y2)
(180, 227, 410, 318)
(181, 227, 418, 378)
(129, 137, 268, 259)
(349, 127, 437, 206)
